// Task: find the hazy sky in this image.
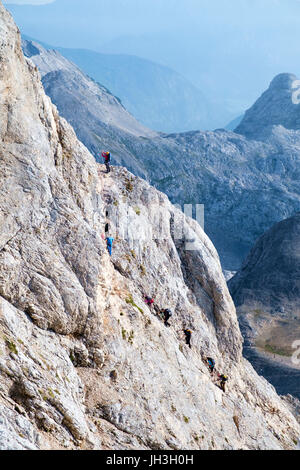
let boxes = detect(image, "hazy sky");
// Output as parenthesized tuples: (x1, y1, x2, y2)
(5, 0, 300, 117)
(4, 1, 54, 4)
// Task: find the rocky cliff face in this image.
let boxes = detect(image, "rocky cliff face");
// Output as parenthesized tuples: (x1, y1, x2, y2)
(228, 214, 300, 400)
(0, 2, 299, 450)
(229, 213, 300, 313)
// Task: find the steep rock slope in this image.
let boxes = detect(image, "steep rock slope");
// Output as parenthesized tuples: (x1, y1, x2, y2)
(22, 42, 300, 271)
(0, 3, 299, 450)
(235, 73, 300, 139)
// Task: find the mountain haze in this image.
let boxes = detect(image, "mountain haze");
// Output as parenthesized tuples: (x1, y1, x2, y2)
(8, 0, 300, 122)
(23, 39, 300, 270)
(54, 47, 213, 133)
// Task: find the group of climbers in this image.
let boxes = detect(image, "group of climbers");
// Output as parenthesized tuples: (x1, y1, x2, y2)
(205, 357, 228, 392)
(99, 150, 114, 254)
(99, 150, 229, 393)
(143, 300, 229, 391)
(144, 296, 173, 327)
(143, 297, 229, 391)
(144, 296, 195, 350)
(183, 328, 192, 348)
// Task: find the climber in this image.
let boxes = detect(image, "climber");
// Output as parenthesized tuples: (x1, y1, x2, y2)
(144, 296, 155, 309)
(183, 329, 192, 349)
(161, 308, 172, 327)
(106, 236, 114, 256)
(218, 374, 228, 393)
(207, 357, 216, 374)
(102, 151, 111, 173)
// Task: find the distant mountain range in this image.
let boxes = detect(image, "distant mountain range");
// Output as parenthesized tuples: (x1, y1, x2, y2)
(54, 47, 216, 133)
(9, 0, 300, 129)
(22, 39, 157, 178)
(22, 35, 216, 133)
(23, 38, 300, 271)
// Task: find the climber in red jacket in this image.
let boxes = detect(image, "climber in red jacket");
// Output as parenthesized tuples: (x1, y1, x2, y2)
(102, 151, 111, 173)
(144, 296, 155, 310)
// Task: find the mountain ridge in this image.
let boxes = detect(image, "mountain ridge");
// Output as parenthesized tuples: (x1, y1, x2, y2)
(22, 38, 300, 271)
(22, 34, 214, 133)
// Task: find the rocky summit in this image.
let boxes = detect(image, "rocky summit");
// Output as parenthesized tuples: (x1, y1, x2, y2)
(235, 73, 300, 139)
(0, 2, 299, 450)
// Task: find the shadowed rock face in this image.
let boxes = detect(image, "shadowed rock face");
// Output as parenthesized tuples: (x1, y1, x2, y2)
(229, 214, 300, 401)
(229, 213, 300, 312)
(235, 73, 300, 139)
(0, 2, 299, 450)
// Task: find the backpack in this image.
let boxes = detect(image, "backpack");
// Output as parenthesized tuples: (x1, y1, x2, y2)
(164, 309, 172, 317)
(102, 152, 111, 162)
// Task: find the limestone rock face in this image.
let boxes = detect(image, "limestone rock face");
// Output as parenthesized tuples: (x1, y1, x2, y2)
(0, 2, 299, 450)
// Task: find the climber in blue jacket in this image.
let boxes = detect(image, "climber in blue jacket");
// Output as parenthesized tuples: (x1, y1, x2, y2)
(106, 236, 114, 256)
